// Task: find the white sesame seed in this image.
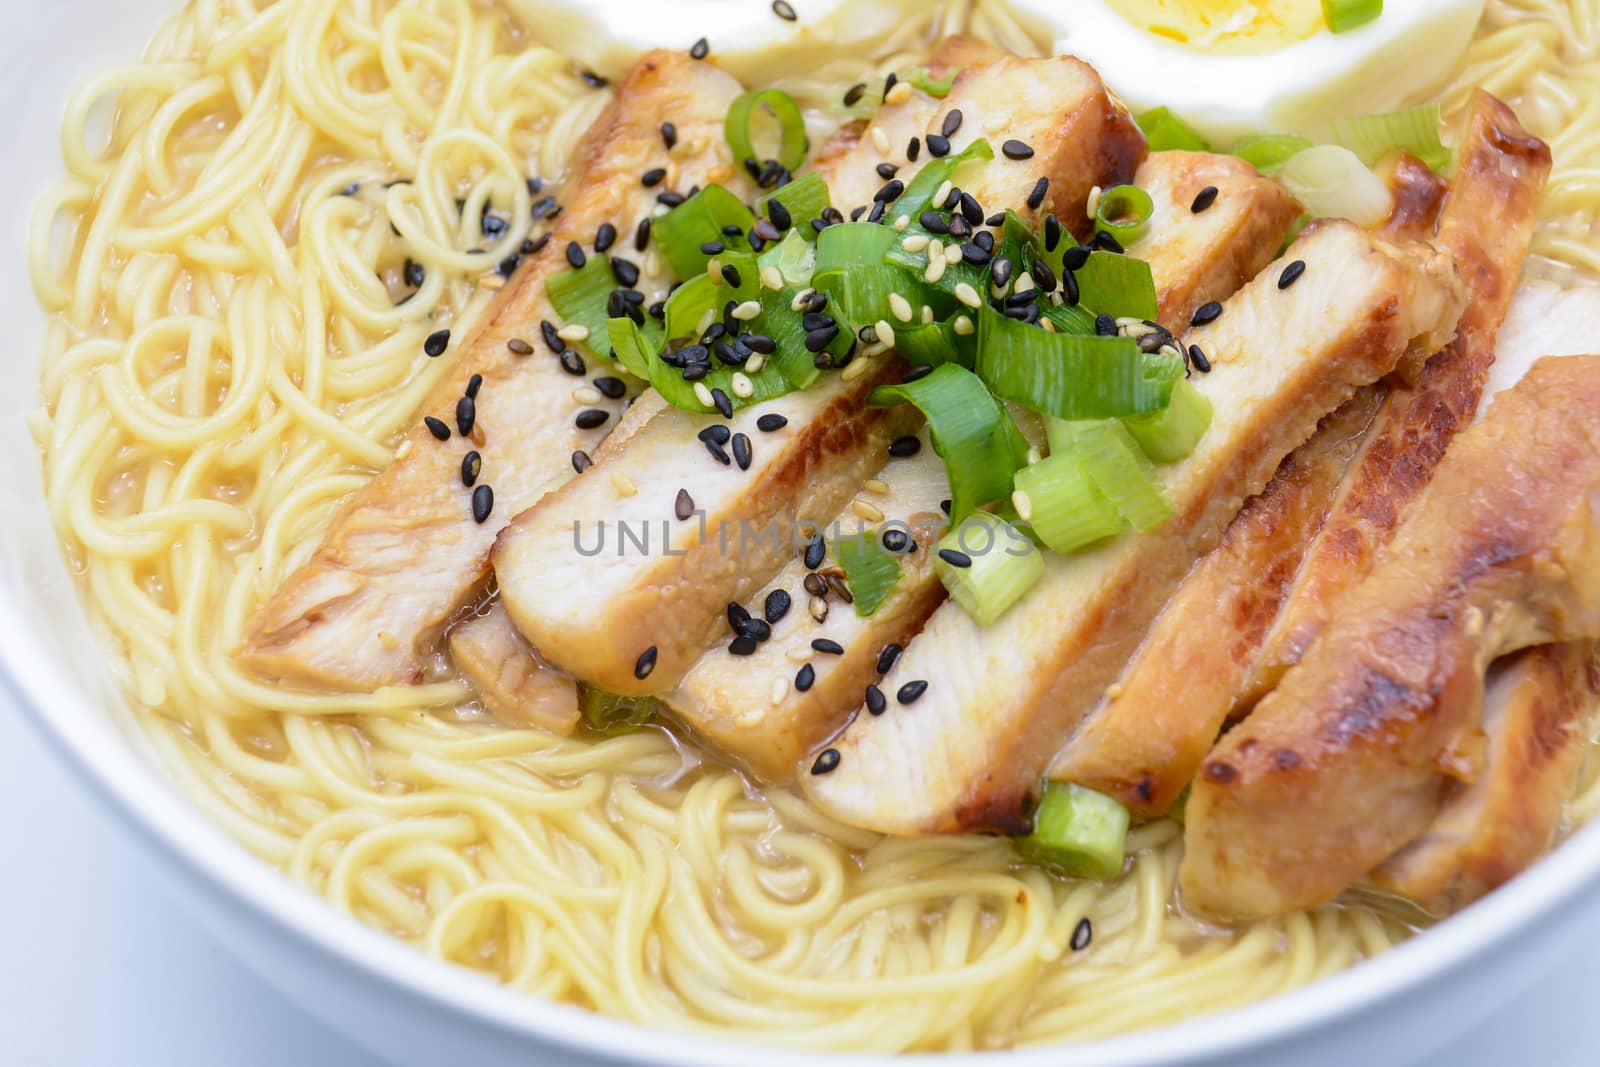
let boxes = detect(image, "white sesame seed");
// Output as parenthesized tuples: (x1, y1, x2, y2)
(809, 597, 829, 622)
(863, 479, 890, 495)
(893, 214, 911, 232)
(874, 319, 897, 349)
(770, 677, 791, 705)
(706, 257, 723, 283)
(888, 293, 914, 322)
(1105, 682, 1124, 701)
(955, 283, 982, 308)
(557, 324, 591, 343)
(871, 127, 891, 154)
(1012, 488, 1034, 521)
(944, 243, 963, 265)
(791, 288, 815, 312)
(731, 300, 762, 321)
(612, 471, 637, 497)
(731, 371, 755, 398)
(885, 81, 913, 105)
(1027, 446, 1043, 465)
(927, 238, 944, 263)
(697, 308, 717, 335)
(787, 646, 813, 663)
(1121, 322, 1156, 339)
(924, 255, 947, 284)
(934, 180, 953, 205)
(1115, 316, 1144, 327)
(747, 353, 767, 373)
(852, 499, 886, 523)
(953, 315, 975, 335)
(842, 357, 873, 383)
(920, 305, 934, 324)
(645, 250, 666, 277)
(1042, 318, 1057, 333)
(573, 385, 602, 405)
(760, 266, 784, 291)
(1017, 272, 1036, 293)
(901, 234, 930, 253)
(1087, 185, 1103, 220)
(395, 439, 414, 459)
(693, 382, 715, 409)
(477, 274, 506, 290)
(736, 708, 766, 728)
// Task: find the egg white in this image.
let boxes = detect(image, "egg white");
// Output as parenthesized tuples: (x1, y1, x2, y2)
(503, 0, 926, 84)
(1006, 0, 1485, 144)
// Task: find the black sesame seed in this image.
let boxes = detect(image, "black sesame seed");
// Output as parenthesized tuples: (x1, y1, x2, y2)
(594, 222, 617, 252)
(874, 179, 906, 203)
(720, 263, 743, 288)
(804, 325, 839, 352)
(641, 167, 667, 188)
(772, 0, 797, 20)
(460, 450, 481, 487)
(1002, 139, 1035, 160)
(1278, 259, 1307, 290)
(1189, 344, 1212, 373)
(1062, 269, 1081, 306)
(947, 214, 971, 238)
(1044, 214, 1063, 252)
(471, 484, 493, 524)
(575, 408, 609, 430)
(559, 349, 586, 376)
(986, 212, 1006, 227)
(727, 601, 751, 631)
(865, 684, 887, 715)
(942, 109, 964, 138)
(465, 373, 483, 399)
(866, 200, 887, 224)
(690, 37, 709, 59)
(455, 396, 475, 436)
(803, 572, 828, 597)
(991, 257, 1014, 289)
(1062, 245, 1091, 272)
(810, 748, 841, 775)
(731, 432, 752, 470)
(739, 617, 773, 642)
(591, 376, 624, 400)
(1034, 260, 1058, 293)
(729, 635, 759, 656)
(803, 534, 826, 570)
(876, 643, 902, 674)
(340, 182, 360, 197)
(660, 122, 678, 150)
(698, 424, 731, 447)
(562, 242, 585, 269)
(633, 646, 658, 680)
(959, 192, 984, 227)
(897, 679, 929, 704)
(1190, 185, 1220, 214)
(767, 197, 792, 231)
(704, 439, 730, 465)
(711, 388, 734, 420)
(940, 499, 952, 515)
(744, 334, 776, 354)
(1071, 917, 1093, 952)
(424, 416, 450, 441)
(580, 70, 608, 88)
(795, 663, 816, 692)
(424, 329, 450, 357)
(1028, 177, 1050, 211)
(611, 258, 640, 288)
(843, 82, 867, 107)
(812, 638, 844, 655)
(888, 435, 921, 458)
(882, 71, 898, 102)
(571, 450, 592, 473)
(876, 162, 900, 180)
(674, 488, 695, 521)
(938, 548, 973, 568)
(901, 364, 933, 383)
(497, 255, 520, 278)
(634, 217, 652, 252)
(756, 413, 788, 433)
(881, 528, 911, 554)
(1191, 301, 1223, 327)
(1094, 231, 1125, 254)
(765, 589, 791, 623)
(907, 136, 921, 162)
(1095, 313, 1118, 337)
(926, 134, 951, 157)
(404, 259, 425, 288)
(918, 210, 949, 235)
(481, 213, 507, 238)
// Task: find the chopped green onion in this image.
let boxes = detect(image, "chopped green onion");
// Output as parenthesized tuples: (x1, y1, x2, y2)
(976, 308, 1181, 421)
(762, 227, 817, 287)
(726, 88, 808, 173)
(1071, 251, 1159, 322)
(652, 184, 757, 281)
(1333, 103, 1450, 173)
(580, 687, 656, 735)
(1122, 377, 1214, 464)
(1277, 144, 1392, 228)
(1053, 419, 1173, 532)
(815, 223, 953, 325)
(1136, 107, 1211, 153)
(1012, 453, 1126, 554)
(833, 533, 903, 617)
(1322, 0, 1382, 34)
(1016, 783, 1130, 881)
(894, 138, 994, 223)
(893, 314, 981, 368)
(1039, 302, 1099, 337)
(757, 172, 832, 242)
(906, 65, 960, 98)
(1095, 184, 1155, 246)
(934, 510, 1044, 626)
(1232, 134, 1313, 176)
(870, 364, 1025, 522)
(547, 254, 661, 365)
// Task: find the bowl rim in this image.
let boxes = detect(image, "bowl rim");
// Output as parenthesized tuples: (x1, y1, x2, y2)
(7, 603, 1600, 1067)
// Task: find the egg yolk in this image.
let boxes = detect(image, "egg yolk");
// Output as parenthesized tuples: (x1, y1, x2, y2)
(1104, 0, 1327, 53)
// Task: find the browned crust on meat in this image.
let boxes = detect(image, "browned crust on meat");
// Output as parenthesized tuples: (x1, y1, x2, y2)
(1379, 153, 1451, 242)
(1237, 93, 1552, 709)
(1182, 356, 1600, 921)
(1375, 641, 1597, 913)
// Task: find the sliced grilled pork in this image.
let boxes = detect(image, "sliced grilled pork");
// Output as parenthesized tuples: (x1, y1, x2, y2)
(448, 604, 580, 733)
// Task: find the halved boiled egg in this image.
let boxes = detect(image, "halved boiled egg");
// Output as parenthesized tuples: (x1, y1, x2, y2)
(503, 0, 926, 84)
(1006, 0, 1485, 144)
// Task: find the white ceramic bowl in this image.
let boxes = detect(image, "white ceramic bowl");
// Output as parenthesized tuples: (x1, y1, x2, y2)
(5, 4, 1600, 1066)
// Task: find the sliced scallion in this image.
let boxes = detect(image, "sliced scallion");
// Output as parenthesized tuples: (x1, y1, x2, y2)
(906, 65, 960, 98)
(1232, 133, 1314, 176)
(1094, 184, 1155, 246)
(833, 533, 903, 617)
(1054, 419, 1174, 532)
(1012, 453, 1126, 555)
(1277, 144, 1392, 228)
(1016, 783, 1130, 881)
(1323, 0, 1382, 34)
(651, 184, 757, 281)
(547, 253, 661, 363)
(726, 88, 808, 173)
(580, 687, 656, 735)
(1332, 103, 1450, 173)
(1121, 377, 1214, 463)
(870, 364, 1025, 522)
(757, 171, 832, 242)
(1136, 107, 1211, 153)
(1071, 251, 1159, 322)
(976, 308, 1181, 421)
(934, 510, 1044, 626)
